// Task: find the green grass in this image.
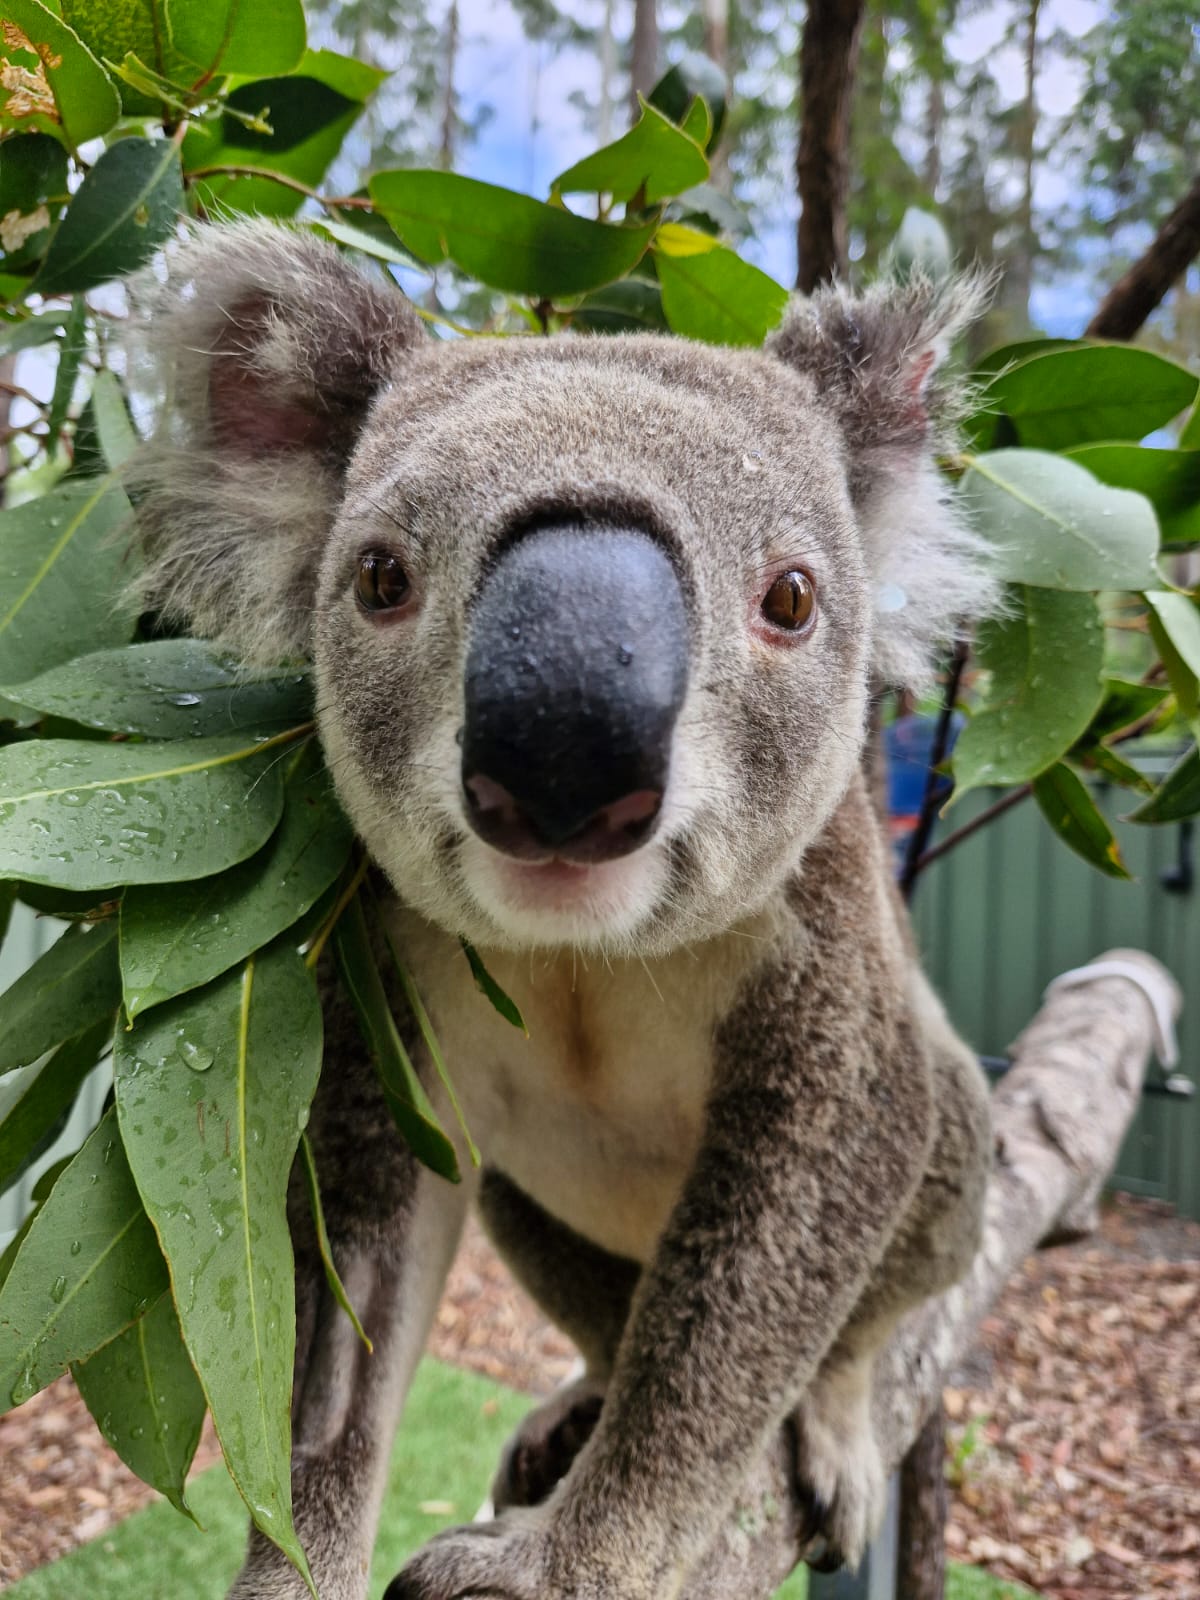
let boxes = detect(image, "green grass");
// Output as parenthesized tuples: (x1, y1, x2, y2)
(7, 1360, 1036, 1600)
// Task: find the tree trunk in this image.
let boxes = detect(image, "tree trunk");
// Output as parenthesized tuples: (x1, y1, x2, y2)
(598, 0, 616, 146)
(1005, 0, 1040, 329)
(897, 1408, 948, 1600)
(437, 0, 459, 171)
(1087, 171, 1200, 341)
(679, 950, 1181, 1598)
(796, 0, 866, 293)
(629, 0, 658, 125)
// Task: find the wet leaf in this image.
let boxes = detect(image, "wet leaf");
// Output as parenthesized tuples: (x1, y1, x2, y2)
(0, 731, 293, 891)
(298, 1133, 371, 1352)
(3, 639, 313, 739)
(951, 587, 1105, 795)
(1127, 744, 1200, 825)
(0, 1107, 167, 1408)
(120, 744, 353, 1018)
(0, 920, 119, 1075)
(1032, 763, 1130, 879)
(1068, 445, 1200, 548)
(73, 1291, 206, 1517)
(962, 449, 1162, 592)
(114, 945, 322, 1588)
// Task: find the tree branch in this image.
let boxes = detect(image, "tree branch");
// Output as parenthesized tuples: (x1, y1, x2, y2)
(680, 951, 1181, 1597)
(1086, 170, 1200, 341)
(796, 0, 866, 293)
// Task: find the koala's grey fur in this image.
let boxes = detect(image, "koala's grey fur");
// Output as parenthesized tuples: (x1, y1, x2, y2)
(128, 221, 994, 1600)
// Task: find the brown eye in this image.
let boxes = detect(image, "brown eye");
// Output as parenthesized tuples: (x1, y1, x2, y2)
(356, 552, 411, 613)
(761, 570, 816, 633)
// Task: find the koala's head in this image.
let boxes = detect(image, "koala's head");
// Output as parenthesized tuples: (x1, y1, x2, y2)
(131, 223, 994, 956)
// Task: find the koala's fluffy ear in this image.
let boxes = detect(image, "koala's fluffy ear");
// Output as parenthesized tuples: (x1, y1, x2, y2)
(127, 221, 425, 662)
(766, 274, 999, 688)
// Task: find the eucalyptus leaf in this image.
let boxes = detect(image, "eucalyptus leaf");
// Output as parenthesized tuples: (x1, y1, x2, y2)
(1087, 677, 1171, 743)
(0, 1107, 167, 1408)
(982, 346, 1198, 451)
(0, 1154, 70, 1293)
(90, 369, 139, 471)
(0, 135, 67, 271)
(1127, 744, 1200, 825)
(961, 449, 1162, 592)
(120, 744, 353, 1018)
(0, 311, 67, 357)
(167, 0, 306, 77)
(1032, 762, 1130, 879)
(369, 170, 656, 298)
(0, 0, 121, 147)
(35, 136, 183, 296)
(552, 101, 708, 204)
(655, 242, 788, 346)
(298, 1133, 371, 1352)
(1074, 742, 1154, 796)
(0, 475, 137, 685)
(460, 939, 527, 1034)
(3, 640, 313, 739)
(332, 895, 460, 1184)
(0, 920, 119, 1075)
(73, 1292, 207, 1518)
(0, 1019, 110, 1192)
(114, 945, 322, 1587)
(951, 587, 1105, 795)
(0, 731, 294, 891)
(58, 0, 193, 116)
(45, 294, 86, 453)
(570, 279, 667, 334)
(1146, 592, 1200, 725)
(1068, 445, 1200, 548)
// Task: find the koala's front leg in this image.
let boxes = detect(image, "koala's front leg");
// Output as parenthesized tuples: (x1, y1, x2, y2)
(388, 947, 932, 1600)
(229, 990, 471, 1600)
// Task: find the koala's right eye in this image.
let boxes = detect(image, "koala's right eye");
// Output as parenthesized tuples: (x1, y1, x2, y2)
(355, 552, 412, 615)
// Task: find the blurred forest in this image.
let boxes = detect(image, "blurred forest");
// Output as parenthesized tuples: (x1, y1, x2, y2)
(308, 0, 1200, 364)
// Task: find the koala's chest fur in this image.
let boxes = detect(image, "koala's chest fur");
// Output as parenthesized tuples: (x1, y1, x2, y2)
(384, 903, 784, 1263)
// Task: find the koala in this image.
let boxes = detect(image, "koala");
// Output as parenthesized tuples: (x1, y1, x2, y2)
(129, 222, 994, 1600)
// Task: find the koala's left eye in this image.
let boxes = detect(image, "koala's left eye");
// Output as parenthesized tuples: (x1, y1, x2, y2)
(356, 552, 411, 614)
(761, 570, 817, 634)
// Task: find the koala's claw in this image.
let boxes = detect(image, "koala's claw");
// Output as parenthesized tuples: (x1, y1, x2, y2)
(385, 1515, 547, 1600)
(492, 1377, 606, 1512)
(790, 1381, 885, 1573)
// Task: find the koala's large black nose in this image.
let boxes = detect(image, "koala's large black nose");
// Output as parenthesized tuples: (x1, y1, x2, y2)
(461, 525, 688, 864)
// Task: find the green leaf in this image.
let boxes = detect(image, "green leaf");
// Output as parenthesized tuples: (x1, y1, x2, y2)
(308, 214, 425, 271)
(1067, 445, 1200, 548)
(90, 368, 138, 471)
(167, 0, 306, 78)
(0, 1154, 70, 1293)
(59, 0, 193, 116)
(647, 52, 727, 147)
(0, 1019, 110, 1193)
(45, 293, 86, 453)
(0, 920, 119, 1075)
(369, 170, 655, 299)
(298, 1133, 371, 1352)
(1074, 742, 1154, 795)
(3, 639, 312, 739)
(0, 135, 67, 271)
(114, 946, 321, 1587)
(0, 731, 293, 891)
(1032, 762, 1131, 878)
(962, 449, 1162, 592)
(1128, 744, 1200, 824)
(0, 475, 137, 685)
(1088, 677, 1171, 743)
(1181, 399, 1200, 450)
(570, 278, 667, 334)
(0, 1107, 167, 1408)
(952, 587, 1106, 795)
(971, 336, 1079, 380)
(1146, 592, 1200, 725)
(552, 101, 708, 204)
(459, 939, 527, 1034)
(35, 136, 183, 296)
(654, 242, 787, 346)
(119, 744, 353, 1018)
(183, 49, 384, 221)
(0, 309, 67, 356)
(0, 0, 120, 147)
(332, 895, 460, 1184)
(73, 1292, 206, 1517)
(982, 346, 1199, 451)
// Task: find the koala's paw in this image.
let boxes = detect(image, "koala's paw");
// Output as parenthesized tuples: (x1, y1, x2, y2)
(491, 1375, 606, 1513)
(790, 1392, 887, 1572)
(384, 1511, 550, 1600)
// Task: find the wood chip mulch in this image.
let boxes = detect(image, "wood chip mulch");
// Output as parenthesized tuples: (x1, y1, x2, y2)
(1, 1198, 1197, 1597)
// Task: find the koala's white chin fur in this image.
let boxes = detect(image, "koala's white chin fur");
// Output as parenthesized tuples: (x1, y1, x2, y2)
(457, 834, 669, 953)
